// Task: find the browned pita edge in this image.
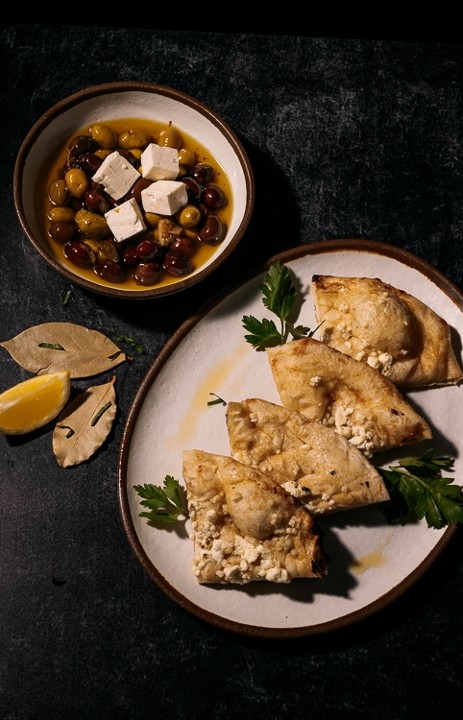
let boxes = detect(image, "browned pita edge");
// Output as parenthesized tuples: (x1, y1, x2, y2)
(182, 449, 328, 585)
(226, 398, 389, 515)
(311, 274, 463, 388)
(266, 338, 432, 457)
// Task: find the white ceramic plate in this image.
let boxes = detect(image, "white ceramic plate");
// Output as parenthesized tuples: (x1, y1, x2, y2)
(118, 239, 463, 638)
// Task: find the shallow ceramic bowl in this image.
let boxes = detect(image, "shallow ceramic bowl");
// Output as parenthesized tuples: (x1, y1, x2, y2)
(14, 81, 255, 299)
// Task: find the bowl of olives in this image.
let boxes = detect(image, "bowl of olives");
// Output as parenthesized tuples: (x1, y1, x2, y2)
(14, 81, 255, 299)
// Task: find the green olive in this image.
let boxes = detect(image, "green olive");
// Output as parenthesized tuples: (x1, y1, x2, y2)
(178, 148, 196, 169)
(144, 212, 161, 228)
(89, 123, 117, 149)
(118, 128, 150, 150)
(84, 239, 119, 262)
(48, 178, 69, 206)
(95, 148, 111, 160)
(158, 126, 182, 149)
(176, 204, 202, 228)
(48, 221, 76, 243)
(74, 209, 109, 239)
(47, 206, 75, 223)
(65, 168, 89, 198)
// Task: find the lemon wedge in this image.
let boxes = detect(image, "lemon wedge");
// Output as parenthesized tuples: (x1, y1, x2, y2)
(0, 370, 71, 435)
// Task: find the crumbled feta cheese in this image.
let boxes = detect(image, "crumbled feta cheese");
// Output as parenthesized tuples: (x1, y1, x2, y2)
(266, 567, 289, 583)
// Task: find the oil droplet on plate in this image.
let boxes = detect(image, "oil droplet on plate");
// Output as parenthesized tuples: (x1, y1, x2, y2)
(349, 532, 393, 575)
(167, 342, 252, 449)
(349, 550, 386, 575)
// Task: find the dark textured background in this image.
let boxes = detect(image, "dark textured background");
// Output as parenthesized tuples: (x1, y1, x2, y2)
(1, 24, 463, 719)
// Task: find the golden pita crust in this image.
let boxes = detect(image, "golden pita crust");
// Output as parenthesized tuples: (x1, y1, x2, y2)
(226, 398, 389, 515)
(266, 338, 432, 457)
(183, 449, 328, 584)
(312, 274, 463, 388)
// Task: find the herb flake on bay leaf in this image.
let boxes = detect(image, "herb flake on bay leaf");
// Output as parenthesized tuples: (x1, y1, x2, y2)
(52, 375, 117, 467)
(0, 322, 127, 378)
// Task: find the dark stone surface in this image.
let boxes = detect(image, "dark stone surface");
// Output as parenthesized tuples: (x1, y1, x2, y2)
(1, 24, 463, 719)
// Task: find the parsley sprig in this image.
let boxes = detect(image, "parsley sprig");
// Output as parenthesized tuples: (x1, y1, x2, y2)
(134, 476, 189, 525)
(242, 261, 313, 350)
(379, 449, 463, 529)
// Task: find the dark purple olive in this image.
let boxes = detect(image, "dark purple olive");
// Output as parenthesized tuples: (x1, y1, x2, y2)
(93, 259, 124, 282)
(169, 235, 197, 258)
(190, 162, 215, 185)
(121, 246, 139, 268)
(67, 135, 96, 162)
(75, 152, 103, 175)
(202, 183, 226, 209)
(63, 240, 96, 268)
(134, 262, 163, 285)
(127, 177, 152, 204)
(199, 214, 226, 245)
(163, 252, 193, 276)
(135, 238, 162, 261)
(48, 221, 77, 243)
(180, 175, 202, 202)
(70, 196, 85, 212)
(84, 189, 111, 213)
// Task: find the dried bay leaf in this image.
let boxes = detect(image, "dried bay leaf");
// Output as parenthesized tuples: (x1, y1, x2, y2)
(0, 322, 127, 378)
(52, 376, 117, 467)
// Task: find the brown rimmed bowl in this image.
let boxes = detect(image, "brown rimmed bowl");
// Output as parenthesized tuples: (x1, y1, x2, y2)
(14, 81, 255, 299)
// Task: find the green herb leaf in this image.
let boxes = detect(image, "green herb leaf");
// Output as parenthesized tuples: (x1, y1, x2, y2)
(90, 401, 112, 426)
(134, 476, 189, 525)
(242, 316, 283, 350)
(38, 342, 65, 350)
(208, 393, 226, 406)
(61, 289, 72, 306)
(57, 424, 75, 439)
(379, 449, 463, 529)
(242, 261, 313, 350)
(116, 336, 145, 355)
(261, 260, 296, 321)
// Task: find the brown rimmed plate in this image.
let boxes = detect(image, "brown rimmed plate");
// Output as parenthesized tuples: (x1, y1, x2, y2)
(118, 239, 462, 638)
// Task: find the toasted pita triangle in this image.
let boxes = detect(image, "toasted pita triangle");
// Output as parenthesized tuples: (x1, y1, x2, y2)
(183, 449, 328, 584)
(226, 398, 389, 515)
(266, 338, 432, 457)
(312, 274, 463, 388)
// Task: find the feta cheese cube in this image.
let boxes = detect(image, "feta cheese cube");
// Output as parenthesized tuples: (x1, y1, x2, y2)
(92, 151, 140, 200)
(141, 143, 180, 181)
(141, 180, 188, 216)
(104, 198, 146, 243)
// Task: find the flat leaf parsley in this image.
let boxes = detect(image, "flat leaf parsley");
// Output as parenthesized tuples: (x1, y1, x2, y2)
(379, 449, 463, 529)
(242, 261, 314, 350)
(134, 476, 189, 525)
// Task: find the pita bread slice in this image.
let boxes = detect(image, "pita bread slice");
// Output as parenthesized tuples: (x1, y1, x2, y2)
(183, 449, 328, 584)
(226, 398, 389, 515)
(311, 274, 463, 388)
(266, 338, 432, 457)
